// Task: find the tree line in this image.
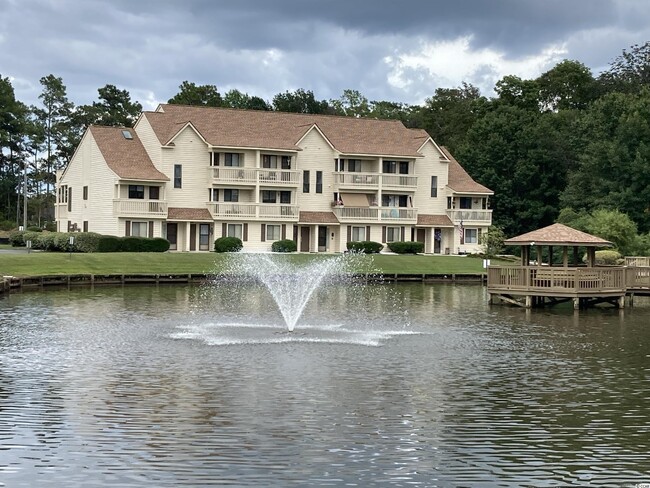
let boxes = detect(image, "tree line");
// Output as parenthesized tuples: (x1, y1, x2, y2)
(1, 42, 649, 253)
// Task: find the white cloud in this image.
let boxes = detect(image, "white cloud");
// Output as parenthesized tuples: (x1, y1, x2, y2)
(385, 36, 568, 100)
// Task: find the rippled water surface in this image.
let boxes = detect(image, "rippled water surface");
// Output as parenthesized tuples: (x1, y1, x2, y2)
(1, 283, 649, 487)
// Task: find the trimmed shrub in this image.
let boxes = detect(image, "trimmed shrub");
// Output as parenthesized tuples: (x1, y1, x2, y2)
(8, 231, 25, 247)
(54, 233, 74, 251)
(26, 226, 43, 232)
(387, 241, 424, 254)
(271, 239, 297, 252)
(22, 231, 41, 248)
(346, 241, 383, 253)
(97, 235, 123, 252)
(591, 250, 623, 266)
(214, 236, 243, 253)
(36, 232, 61, 251)
(74, 232, 103, 253)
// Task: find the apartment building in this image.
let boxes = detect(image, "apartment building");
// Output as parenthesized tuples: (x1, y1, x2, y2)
(55, 104, 493, 253)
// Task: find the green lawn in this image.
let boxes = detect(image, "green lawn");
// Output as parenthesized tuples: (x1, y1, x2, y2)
(0, 251, 510, 277)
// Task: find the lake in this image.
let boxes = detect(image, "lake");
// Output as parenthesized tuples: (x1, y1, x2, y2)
(0, 282, 649, 487)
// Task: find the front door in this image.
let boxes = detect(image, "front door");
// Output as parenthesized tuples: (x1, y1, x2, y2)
(318, 226, 327, 252)
(300, 226, 310, 252)
(190, 223, 197, 251)
(417, 228, 426, 252)
(433, 228, 441, 254)
(167, 223, 178, 250)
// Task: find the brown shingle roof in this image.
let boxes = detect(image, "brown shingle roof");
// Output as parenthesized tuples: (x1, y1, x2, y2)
(441, 146, 492, 194)
(145, 104, 430, 157)
(298, 211, 340, 224)
(505, 223, 613, 247)
(89, 126, 168, 181)
(416, 214, 454, 227)
(167, 207, 213, 221)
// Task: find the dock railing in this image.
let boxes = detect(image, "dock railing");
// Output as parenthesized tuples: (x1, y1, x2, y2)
(487, 266, 627, 294)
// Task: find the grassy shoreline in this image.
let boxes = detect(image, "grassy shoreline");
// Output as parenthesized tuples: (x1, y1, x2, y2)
(0, 252, 508, 278)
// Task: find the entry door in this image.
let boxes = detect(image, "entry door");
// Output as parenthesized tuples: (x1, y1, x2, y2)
(417, 229, 426, 252)
(433, 228, 441, 254)
(190, 223, 197, 251)
(318, 226, 327, 252)
(167, 223, 178, 250)
(300, 226, 310, 252)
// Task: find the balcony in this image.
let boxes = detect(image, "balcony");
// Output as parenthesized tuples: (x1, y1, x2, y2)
(332, 206, 417, 223)
(207, 203, 299, 220)
(113, 199, 168, 217)
(446, 209, 492, 223)
(334, 172, 417, 190)
(210, 167, 300, 186)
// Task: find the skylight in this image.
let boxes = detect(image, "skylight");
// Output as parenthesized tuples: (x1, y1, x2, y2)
(122, 130, 133, 140)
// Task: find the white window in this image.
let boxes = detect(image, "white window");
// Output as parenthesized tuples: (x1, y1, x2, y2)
(352, 226, 366, 241)
(266, 225, 281, 241)
(131, 221, 148, 237)
(465, 228, 478, 244)
(228, 224, 243, 239)
(386, 226, 400, 242)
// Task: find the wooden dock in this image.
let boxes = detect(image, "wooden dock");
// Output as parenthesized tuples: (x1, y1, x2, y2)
(487, 265, 650, 309)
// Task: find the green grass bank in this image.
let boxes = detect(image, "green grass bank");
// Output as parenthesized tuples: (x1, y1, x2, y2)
(0, 252, 509, 278)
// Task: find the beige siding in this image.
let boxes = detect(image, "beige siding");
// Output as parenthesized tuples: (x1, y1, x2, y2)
(413, 141, 448, 216)
(161, 126, 211, 209)
(296, 128, 337, 210)
(56, 131, 119, 235)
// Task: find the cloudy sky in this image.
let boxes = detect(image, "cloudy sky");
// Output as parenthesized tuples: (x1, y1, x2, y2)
(1, 0, 649, 110)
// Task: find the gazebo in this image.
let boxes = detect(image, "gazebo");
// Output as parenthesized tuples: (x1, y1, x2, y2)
(487, 223, 626, 309)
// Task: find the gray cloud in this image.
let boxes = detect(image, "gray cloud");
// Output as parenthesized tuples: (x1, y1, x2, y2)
(0, 0, 648, 110)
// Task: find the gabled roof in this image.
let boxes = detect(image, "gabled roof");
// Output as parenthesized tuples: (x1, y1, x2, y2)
(145, 104, 429, 157)
(505, 223, 613, 247)
(416, 214, 454, 227)
(167, 207, 213, 221)
(441, 146, 493, 194)
(299, 211, 340, 224)
(89, 126, 168, 181)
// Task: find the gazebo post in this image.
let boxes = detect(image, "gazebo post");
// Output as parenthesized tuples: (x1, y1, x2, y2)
(587, 248, 596, 267)
(548, 246, 553, 266)
(562, 247, 569, 267)
(536, 245, 543, 266)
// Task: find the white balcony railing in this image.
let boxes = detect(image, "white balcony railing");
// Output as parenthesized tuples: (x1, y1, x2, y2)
(381, 174, 418, 188)
(210, 167, 300, 185)
(446, 209, 492, 223)
(207, 203, 299, 220)
(334, 172, 418, 189)
(113, 199, 168, 217)
(333, 206, 417, 222)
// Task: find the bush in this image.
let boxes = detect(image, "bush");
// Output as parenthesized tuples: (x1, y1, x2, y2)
(22, 231, 41, 248)
(74, 232, 103, 253)
(36, 232, 61, 251)
(347, 241, 383, 253)
(26, 226, 42, 232)
(271, 239, 297, 252)
(587, 250, 624, 266)
(0, 220, 15, 231)
(8, 231, 26, 247)
(214, 236, 243, 253)
(54, 233, 74, 251)
(97, 236, 123, 252)
(387, 241, 424, 254)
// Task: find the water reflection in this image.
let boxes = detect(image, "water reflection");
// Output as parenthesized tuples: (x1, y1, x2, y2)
(0, 284, 649, 487)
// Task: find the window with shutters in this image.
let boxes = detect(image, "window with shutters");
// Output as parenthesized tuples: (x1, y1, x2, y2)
(465, 228, 478, 244)
(386, 226, 400, 242)
(131, 221, 148, 237)
(227, 224, 243, 239)
(351, 226, 366, 241)
(266, 225, 281, 241)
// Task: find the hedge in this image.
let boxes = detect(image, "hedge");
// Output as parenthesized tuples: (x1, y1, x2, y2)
(271, 239, 297, 252)
(346, 241, 383, 253)
(387, 241, 424, 254)
(9, 230, 170, 253)
(214, 236, 243, 252)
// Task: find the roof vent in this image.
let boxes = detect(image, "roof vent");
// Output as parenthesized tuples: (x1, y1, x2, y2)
(121, 130, 133, 140)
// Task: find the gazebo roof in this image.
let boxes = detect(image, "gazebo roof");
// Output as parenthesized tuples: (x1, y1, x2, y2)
(504, 223, 613, 247)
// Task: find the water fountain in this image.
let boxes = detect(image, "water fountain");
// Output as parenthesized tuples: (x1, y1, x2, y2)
(219, 253, 357, 332)
(174, 252, 414, 346)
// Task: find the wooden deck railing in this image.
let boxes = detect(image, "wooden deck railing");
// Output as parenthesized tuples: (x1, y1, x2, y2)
(625, 256, 650, 267)
(487, 266, 627, 294)
(626, 266, 650, 290)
